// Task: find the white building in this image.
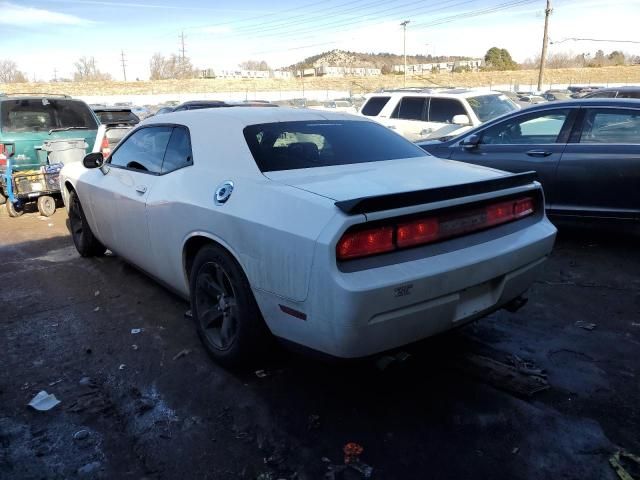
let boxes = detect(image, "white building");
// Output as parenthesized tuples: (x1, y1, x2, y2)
(315, 66, 382, 77)
(393, 59, 483, 74)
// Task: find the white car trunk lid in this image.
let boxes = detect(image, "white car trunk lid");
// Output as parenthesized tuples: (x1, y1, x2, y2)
(264, 157, 507, 202)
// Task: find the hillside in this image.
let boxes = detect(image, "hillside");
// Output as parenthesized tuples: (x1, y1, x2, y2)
(289, 49, 474, 73)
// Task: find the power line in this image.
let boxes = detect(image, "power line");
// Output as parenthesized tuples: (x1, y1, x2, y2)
(247, 0, 536, 56)
(120, 50, 128, 82)
(551, 37, 640, 45)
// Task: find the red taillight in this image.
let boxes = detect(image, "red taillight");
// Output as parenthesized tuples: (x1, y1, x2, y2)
(336, 226, 394, 260)
(514, 197, 534, 218)
(0, 144, 6, 166)
(337, 196, 535, 261)
(397, 218, 439, 248)
(101, 137, 111, 157)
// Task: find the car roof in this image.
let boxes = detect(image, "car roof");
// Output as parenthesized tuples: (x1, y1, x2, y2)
(368, 89, 502, 99)
(93, 107, 133, 112)
(517, 98, 640, 112)
(593, 85, 640, 92)
(145, 106, 364, 128)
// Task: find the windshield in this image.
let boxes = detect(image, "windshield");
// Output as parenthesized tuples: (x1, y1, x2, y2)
(244, 120, 428, 172)
(1, 98, 98, 133)
(467, 94, 518, 122)
(95, 110, 139, 124)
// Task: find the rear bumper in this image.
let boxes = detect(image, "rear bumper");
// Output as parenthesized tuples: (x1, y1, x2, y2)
(255, 218, 556, 358)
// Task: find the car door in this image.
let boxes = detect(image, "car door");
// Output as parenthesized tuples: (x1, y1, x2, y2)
(448, 107, 578, 207)
(145, 125, 195, 292)
(86, 125, 172, 273)
(426, 97, 472, 138)
(384, 96, 428, 141)
(554, 107, 640, 219)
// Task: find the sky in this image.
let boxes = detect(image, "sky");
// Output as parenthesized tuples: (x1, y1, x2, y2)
(2, 0, 640, 81)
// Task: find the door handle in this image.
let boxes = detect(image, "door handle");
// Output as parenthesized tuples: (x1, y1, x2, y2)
(526, 149, 552, 157)
(135, 185, 147, 194)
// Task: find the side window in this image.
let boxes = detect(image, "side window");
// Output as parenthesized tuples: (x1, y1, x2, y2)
(162, 126, 193, 173)
(109, 126, 172, 173)
(480, 109, 570, 145)
(360, 96, 390, 116)
(579, 109, 640, 144)
(428, 98, 467, 123)
(393, 97, 426, 121)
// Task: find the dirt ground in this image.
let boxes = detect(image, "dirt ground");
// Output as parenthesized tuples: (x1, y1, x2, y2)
(0, 208, 639, 480)
(2, 66, 640, 97)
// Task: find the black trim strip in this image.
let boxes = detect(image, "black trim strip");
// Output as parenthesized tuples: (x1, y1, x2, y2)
(334, 171, 538, 215)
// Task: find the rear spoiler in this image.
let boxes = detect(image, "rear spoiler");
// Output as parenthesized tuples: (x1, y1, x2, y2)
(334, 171, 538, 215)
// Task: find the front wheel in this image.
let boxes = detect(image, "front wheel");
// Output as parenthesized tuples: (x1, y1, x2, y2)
(6, 201, 23, 217)
(37, 195, 56, 217)
(68, 190, 106, 257)
(190, 244, 271, 368)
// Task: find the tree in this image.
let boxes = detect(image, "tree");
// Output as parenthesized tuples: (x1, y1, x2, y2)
(484, 47, 518, 71)
(149, 53, 195, 80)
(608, 50, 625, 66)
(73, 57, 112, 81)
(239, 60, 270, 70)
(0, 60, 27, 83)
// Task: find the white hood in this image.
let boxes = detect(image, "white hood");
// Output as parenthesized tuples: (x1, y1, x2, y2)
(264, 157, 507, 202)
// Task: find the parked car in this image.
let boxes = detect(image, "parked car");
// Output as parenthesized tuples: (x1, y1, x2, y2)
(359, 89, 519, 142)
(309, 100, 357, 113)
(153, 106, 175, 116)
(583, 86, 640, 99)
(92, 106, 140, 125)
(418, 99, 640, 224)
(518, 95, 548, 106)
(542, 90, 572, 101)
(92, 123, 134, 158)
(131, 106, 152, 120)
(0, 93, 98, 207)
(172, 100, 277, 112)
(60, 107, 556, 366)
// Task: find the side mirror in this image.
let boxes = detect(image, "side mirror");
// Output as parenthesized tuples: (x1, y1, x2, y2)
(452, 114, 471, 126)
(461, 134, 480, 149)
(83, 152, 104, 169)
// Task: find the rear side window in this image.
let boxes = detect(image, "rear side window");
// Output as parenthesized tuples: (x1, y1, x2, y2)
(244, 120, 428, 172)
(392, 97, 426, 120)
(428, 98, 467, 123)
(109, 126, 172, 173)
(95, 110, 139, 124)
(161, 126, 193, 173)
(615, 91, 640, 99)
(360, 96, 390, 116)
(0, 99, 98, 133)
(580, 109, 640, 144)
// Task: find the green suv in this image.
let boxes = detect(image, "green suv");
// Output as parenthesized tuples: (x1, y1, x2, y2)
(0, 94, 99, 205)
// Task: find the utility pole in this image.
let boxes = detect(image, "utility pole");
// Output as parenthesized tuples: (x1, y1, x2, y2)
(400, 20, 410, 87)
(53, 68, 58, 82)
(120, 50, 128, 82)
(537, 0, 552, 92)
(179, 31, 186, 61)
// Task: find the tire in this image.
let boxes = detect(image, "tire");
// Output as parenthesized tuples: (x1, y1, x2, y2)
(190, 244, 271, 368)
(6, 201, 23, 217)
(37, 195, 56, 217)
(68, 190, 106, 257)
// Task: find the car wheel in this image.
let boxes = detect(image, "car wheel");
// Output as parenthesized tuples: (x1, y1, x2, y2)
(190, 244, 270, 368)
(68, 190, 106, 257)
(6, 201, 24, 217)
(37, 195, 56, 217)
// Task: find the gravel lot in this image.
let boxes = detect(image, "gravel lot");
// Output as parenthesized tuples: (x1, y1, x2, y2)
(1, 208, 639, 480)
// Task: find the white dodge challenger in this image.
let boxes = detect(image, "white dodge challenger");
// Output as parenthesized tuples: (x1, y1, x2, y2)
(61, 107, 556, 366)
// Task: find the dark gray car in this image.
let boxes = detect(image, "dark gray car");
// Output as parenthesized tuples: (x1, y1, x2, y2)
(417, 99, 640, 223)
